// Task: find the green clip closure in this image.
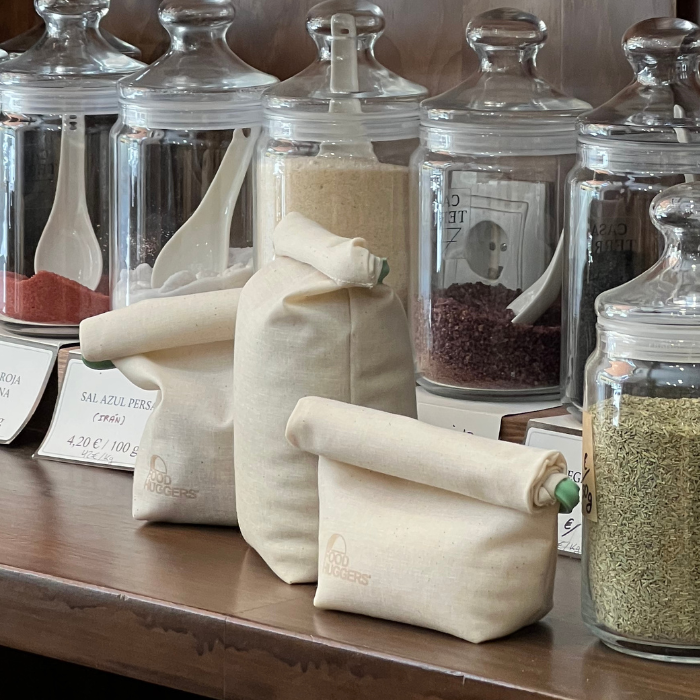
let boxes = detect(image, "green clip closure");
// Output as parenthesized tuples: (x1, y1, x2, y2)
(378, 259, 390, 284)
(555, 478, 579, 514)
(82, 358, 115, 371)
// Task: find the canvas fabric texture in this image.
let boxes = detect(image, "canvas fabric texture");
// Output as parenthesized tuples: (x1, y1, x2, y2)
(286, 396, 567, 643)
(80, 288, 245, 525)
(234, 213, 417, 584)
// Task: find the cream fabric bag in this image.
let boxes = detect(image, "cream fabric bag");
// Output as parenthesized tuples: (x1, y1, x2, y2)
(81, 288, 246, 525)
(286, 397, 569, 643)
(234, 213, 417, 584)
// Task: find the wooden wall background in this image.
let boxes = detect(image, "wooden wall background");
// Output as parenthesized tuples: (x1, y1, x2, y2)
(0, 0, 688, 107)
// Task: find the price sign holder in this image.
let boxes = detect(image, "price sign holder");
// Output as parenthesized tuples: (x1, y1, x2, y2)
(36, 350, 158, 471)
(0, 327, 78, 444)
(525, 413, 583, 558)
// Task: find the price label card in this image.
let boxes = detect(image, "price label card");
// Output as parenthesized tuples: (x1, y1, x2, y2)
(526, 427, 583, 557)
(417, 387, 558, 440)
(0, 336, 57, 444)
(37, 357, 158, 470)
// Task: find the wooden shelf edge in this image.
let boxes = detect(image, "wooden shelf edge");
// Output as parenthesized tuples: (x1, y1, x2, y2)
(0, 563, 225, 698)
(0, 561, 559, 700)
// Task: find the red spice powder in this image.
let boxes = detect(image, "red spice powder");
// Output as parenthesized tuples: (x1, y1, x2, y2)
(1, 270, 109, 325)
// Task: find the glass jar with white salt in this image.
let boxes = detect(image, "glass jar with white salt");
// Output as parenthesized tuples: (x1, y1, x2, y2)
(111, 0, 277, 309)
(254, 0, 427, 307)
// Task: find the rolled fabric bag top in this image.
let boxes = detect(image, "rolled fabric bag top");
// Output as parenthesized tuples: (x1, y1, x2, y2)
(234, 213, 417, 584)
(286, 397, 577, 643)
(81, 287, 245, 526)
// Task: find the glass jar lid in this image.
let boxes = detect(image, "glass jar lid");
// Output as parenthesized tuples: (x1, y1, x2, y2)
(0, 23, 46, 59)
(0, 0, 144, 115)
(421, 7, 590, 156)
(263, 0, 427, 142)
(580, 18, 700, 145)
(0, 19, 141, 60)
(119, 0, 277, 130)
(598, 182, 700, 357)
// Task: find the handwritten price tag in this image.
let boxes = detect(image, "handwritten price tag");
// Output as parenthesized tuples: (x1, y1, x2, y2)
(37, 357, 157, 470)
(581, 411, 598, 522)
(0, 336, 56, 444)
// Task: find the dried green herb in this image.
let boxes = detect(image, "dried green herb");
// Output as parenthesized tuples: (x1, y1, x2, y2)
(587, 395, 700, 644)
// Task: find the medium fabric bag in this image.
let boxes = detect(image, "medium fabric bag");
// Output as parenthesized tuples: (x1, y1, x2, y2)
(80, 287, 246, 525)
(286, 396, 568, 643)
(234, 213, 416, 584)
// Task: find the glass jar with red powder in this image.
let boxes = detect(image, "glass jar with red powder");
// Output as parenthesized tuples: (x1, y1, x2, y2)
(412, 8, 589, 399)
(0, 0, 143, 330)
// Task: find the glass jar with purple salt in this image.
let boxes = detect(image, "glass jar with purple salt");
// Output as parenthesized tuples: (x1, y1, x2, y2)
(412, 7, 589, 399)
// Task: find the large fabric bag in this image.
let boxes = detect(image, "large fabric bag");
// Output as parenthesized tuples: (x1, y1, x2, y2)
(80, 288, 245, 525)
(286, 396, 569, 643)
(234, 213, 417, 584)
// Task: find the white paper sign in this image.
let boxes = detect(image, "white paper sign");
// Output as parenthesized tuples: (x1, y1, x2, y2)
(526, 427, 583, 556)
(417, 387, 559, 440)
(37, 358, 158, 470)
(0, 337, 56, 443)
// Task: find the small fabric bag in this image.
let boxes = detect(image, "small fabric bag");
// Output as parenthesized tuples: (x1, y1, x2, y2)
(286, 397, 570, 643)
(234, 213, 417, 584)
(80, 288, 245, 526)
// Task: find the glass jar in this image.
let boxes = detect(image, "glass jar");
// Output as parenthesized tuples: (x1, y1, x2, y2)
(254, 0, 427, 307)
(563, 17, 700, 418)
(582, 182, 700, 662)
(0, 0, 143, 330)
(413, 8, 590, 399)
(112, 0, 276, 309)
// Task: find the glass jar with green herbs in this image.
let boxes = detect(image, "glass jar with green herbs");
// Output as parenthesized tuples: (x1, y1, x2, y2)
(582, 182, 700, 662)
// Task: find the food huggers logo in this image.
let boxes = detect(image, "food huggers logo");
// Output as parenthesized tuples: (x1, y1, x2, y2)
(144, 455, 198, 499)
(323, 534, 371, 586)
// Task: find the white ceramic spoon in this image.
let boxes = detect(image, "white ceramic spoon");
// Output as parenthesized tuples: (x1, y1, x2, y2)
(507, 230, 564, 325)
(34, 114, 103, 290)
(150, 126, 260, 289)
(674, 104, 696, 182)
(317, 12, 376, 160)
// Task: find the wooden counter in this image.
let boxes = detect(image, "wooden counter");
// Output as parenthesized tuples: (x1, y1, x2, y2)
(0, 436, 698, 700)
